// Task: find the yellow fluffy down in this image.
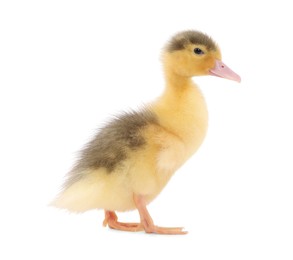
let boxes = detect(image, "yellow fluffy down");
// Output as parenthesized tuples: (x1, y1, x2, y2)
(52, 80, 208, 213)
(51, 126, 185, 212)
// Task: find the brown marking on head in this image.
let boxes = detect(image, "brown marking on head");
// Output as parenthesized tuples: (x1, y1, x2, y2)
(162, 30, 221, 78)
(166, 30, 217, 52)
(63, 109, 158, 188)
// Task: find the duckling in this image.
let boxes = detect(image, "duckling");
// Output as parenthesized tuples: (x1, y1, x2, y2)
(52, 30, 241, 235)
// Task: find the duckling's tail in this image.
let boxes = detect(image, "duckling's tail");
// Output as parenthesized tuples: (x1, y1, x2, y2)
(49, 170, 104, 213)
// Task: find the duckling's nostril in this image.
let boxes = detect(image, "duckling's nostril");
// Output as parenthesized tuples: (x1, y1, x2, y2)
(221, 65, 225, 68)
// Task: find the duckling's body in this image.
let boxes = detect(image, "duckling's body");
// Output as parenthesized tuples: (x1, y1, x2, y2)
(54, 80, 207, 212)
(52, 30, 240, 234)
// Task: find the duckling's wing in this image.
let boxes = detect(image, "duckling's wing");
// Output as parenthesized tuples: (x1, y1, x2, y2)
(63, 108, 159, 189)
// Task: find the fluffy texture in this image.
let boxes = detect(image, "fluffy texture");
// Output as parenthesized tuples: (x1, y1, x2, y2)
(166, 30, 217, 52)
(63, 110, 158, 189)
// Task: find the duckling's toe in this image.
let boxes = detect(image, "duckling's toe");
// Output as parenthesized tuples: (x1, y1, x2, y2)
(103, 211, 143, 232)
(145, 226, 187, 235)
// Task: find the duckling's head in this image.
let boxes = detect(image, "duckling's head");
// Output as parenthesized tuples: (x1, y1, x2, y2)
(163, 30, 240, 82)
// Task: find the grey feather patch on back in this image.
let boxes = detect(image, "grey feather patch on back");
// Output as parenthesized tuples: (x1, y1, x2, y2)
(166, 30, 217, 52)
(63, 108, 158, 188)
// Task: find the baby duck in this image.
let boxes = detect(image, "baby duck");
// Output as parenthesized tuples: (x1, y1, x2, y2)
(52, 30, 241, 235)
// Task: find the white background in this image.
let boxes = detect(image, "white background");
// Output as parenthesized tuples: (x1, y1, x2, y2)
(1, 0, 292, 259)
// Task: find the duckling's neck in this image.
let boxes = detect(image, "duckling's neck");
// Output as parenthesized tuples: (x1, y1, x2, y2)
(165, 71, 192, 91)
(152, 71, 208, 152)
(161, 70, 205, 112)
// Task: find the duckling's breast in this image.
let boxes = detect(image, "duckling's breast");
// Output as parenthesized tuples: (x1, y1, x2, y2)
(151, 83, 208, 159)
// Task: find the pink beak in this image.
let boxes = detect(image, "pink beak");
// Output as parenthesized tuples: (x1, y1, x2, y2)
(209, 60, 241, 83)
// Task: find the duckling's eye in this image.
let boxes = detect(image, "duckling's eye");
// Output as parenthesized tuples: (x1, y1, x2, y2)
(194, 48, 204, 55)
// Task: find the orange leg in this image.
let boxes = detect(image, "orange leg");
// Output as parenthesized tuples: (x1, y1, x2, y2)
(133, 194, 187, 235)
(102, 194, 187, 235)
